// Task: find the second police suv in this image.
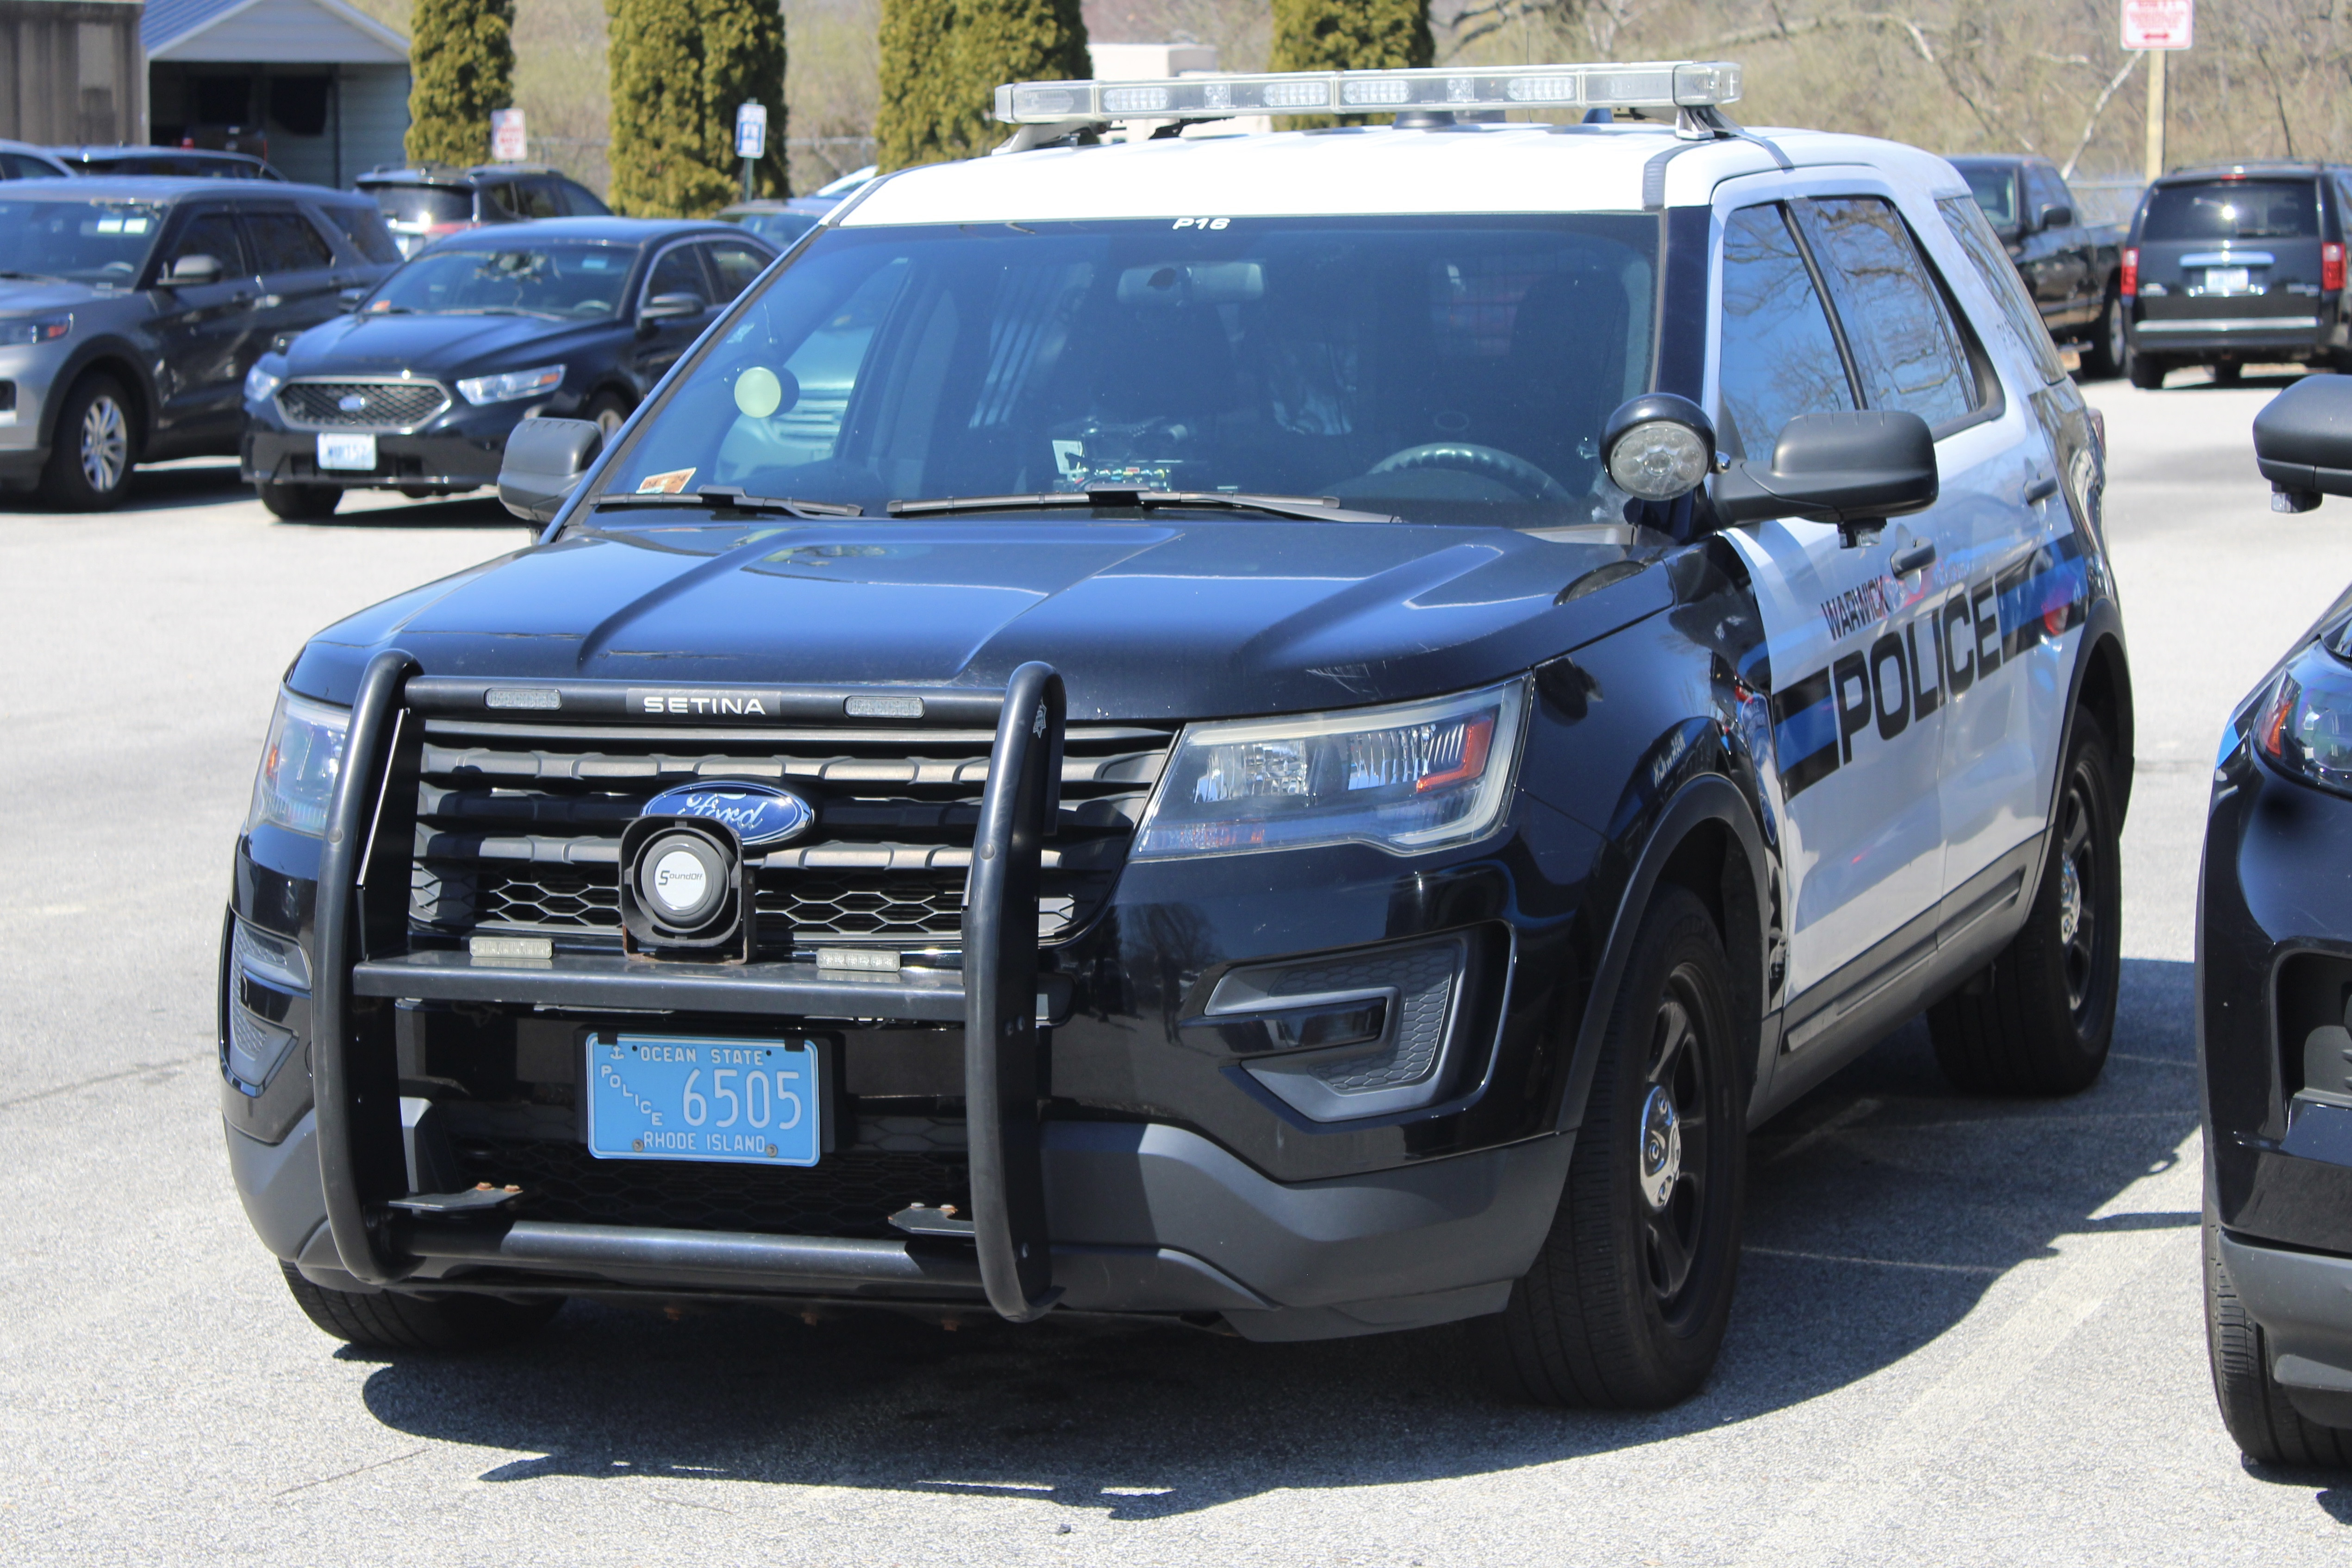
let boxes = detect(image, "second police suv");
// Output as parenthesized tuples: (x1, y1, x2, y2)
(223, 59, 2128, 1407)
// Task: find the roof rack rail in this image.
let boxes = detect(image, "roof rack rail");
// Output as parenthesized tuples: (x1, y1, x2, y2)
(992, 59, 1740, 130)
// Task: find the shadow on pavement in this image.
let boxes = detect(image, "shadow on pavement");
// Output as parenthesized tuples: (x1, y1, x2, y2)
(350, 956, 2204, 1514)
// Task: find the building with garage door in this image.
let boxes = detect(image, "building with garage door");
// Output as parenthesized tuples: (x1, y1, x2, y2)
(143, 0, 410, 187)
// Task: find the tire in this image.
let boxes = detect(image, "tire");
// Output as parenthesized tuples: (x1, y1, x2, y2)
(2128, 353, 2168, 390)
(2081, 287, 2127, 380)
(256, 480, 342, 520)
(38, 373, 137, 509)
(280, 1262, 561, 1352)
(587, 391, 632, 438)
(1475, 883, 1746, 1408)
(1929, 714, 2121, 1095)
(2205, 1204, 2352, 1467)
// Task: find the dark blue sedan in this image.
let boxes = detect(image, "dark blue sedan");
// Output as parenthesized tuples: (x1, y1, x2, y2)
(239, 217, 776, 519)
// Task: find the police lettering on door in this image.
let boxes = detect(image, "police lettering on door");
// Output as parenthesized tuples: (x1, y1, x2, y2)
(1770, 537, 2088, 794)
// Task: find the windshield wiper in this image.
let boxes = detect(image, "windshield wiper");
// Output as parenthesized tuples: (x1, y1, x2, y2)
(886, 487, 1398, 523)
(591, 486, 863, 519)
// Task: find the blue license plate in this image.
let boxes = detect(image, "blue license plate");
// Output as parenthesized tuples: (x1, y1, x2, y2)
(586, 1034, 821, 1165)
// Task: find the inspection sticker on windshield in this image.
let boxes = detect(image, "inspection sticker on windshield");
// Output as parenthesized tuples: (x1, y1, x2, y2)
(586, 1034, 822, 1166)
(637, 467, 694, 494)
(316, 433, 375, 470)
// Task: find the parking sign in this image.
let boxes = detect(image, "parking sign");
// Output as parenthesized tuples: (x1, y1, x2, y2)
(491, 107, 527, 162)
(735, 103, 767, 161)
(2121, 0, 2192, 49)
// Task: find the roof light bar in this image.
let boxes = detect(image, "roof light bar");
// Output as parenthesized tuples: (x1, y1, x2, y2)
(993, 60, 1741, 126)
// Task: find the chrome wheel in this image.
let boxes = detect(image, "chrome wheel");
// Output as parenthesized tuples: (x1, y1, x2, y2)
(1638, 974, 1712, 1312)
(79, 394, 127, 493)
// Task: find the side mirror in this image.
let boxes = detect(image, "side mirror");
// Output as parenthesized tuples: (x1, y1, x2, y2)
(2254, 374, 2352, 512)
(1714, 410, 1940, 543)
(2039, 202, 2075, 231)
(337, 285, 365, 309)
(638, 291, 705, 333)
(498, 416, 603, 524)
(169, 253, 223, 286)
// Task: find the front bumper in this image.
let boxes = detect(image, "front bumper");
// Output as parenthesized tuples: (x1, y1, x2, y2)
(241, 393, 551, 490)
(2220, 1232, 2352, 1428)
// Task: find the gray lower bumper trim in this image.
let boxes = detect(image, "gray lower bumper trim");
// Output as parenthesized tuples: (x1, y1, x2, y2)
(2136, 317, 2321, 334)
(2220, 1232, 2352, 1426)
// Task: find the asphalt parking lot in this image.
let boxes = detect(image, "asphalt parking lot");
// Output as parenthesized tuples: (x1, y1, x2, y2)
(4, 380, 2351, 1565)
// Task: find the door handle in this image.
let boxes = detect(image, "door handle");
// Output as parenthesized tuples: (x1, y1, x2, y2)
(2024, 475, 2059, 505)
(1889, 539, 1936, 577)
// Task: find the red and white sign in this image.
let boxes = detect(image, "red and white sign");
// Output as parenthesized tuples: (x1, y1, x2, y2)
(2122, 0, 2193, 50)
(491, 108, 528, 162)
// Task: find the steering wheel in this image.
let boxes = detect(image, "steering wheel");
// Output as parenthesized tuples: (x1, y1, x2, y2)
(1366, 443, 1572, 502)
(99, 261, 133, 276)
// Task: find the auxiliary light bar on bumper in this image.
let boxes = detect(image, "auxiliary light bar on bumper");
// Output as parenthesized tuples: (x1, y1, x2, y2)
(309, 650, 1071, 1323)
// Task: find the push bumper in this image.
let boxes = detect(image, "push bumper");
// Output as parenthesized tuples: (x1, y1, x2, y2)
(2220, 1232, 2352, 1428)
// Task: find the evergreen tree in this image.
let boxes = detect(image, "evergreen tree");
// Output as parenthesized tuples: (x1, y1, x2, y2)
(608, 0, 790, 217)
(1268, 0, 1433, 127)
(876, 0, 1088, 170)
(406, 0, 516, 166)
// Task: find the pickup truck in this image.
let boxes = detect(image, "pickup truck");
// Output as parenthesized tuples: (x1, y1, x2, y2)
(1950, 155, 2127, 379)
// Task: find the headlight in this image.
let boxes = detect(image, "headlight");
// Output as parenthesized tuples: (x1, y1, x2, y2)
(2255, 643, 2352, 797)
(0, 314, 70, 347)
(457, 363, 566, 404)
(243, 360, 284, 403)
(1133, 680, 1525, 858)
(247, 690, 349, 837)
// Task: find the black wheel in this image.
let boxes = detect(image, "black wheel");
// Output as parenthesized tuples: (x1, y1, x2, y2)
(1475, 883, 1746, 1408)
(2081, 287, 2127, 380)
(256, 479, 342, 520)
(2205, 1203, 2352, 1466)
(587, 391, 632, 438)
(2213, 360, 2243, 386)
(38, 372, 136, 509)
(281, 1262, 561, 1351)
(1929, 714, 2121, 1095)
(2128, 353, 2168, 390)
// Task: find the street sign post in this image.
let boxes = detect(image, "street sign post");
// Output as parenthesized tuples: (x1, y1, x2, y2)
(735, 102, 767, 202)
(491, 107, 528, 163)
(2122, 0, 2192, 182)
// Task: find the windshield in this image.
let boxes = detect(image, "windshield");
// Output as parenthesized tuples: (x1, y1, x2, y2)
(2142, 179, 2319, 241)
(597, 215, 1659, 526)
(0, 198, 162, 285)
(1961, 166, 2017, 231)
(363, 241, 637, 318)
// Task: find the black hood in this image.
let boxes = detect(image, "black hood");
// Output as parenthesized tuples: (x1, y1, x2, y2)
(288, 514, 1673, 720)
(284, 310, 617, 377)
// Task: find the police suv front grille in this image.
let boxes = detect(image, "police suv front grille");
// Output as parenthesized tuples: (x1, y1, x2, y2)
(277, 378, 451, 431)
(452, 1135, 971, 1239)
(406, 718, 1173, 950)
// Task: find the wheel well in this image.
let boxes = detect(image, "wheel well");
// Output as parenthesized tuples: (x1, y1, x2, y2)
(1653, 817, 1765, 1095)
(2074, 632, 2134, 820)
(46, 357, 151, 449)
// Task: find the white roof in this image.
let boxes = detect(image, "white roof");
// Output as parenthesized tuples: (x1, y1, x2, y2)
(844, 123, 1968, 226)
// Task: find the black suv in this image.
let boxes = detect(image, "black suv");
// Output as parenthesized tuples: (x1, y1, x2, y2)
(357, 163, 612, 257)
(2124, 161, 2352, 387)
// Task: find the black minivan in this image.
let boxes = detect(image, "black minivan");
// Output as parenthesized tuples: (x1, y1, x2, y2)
(2125, 161, 2352, 388)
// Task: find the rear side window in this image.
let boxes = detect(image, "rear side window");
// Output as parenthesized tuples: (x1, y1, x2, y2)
(365, 184, 471, 226)
(644, 243, 709, 305)
(1939, 194, 2067, 386)
(2022, 164, 2071, 220)
(1716, 202, 1854, 457)
(513, 180, 564, 219)
(703, 239, 772, 301)
(1801, 197, 1977, 430)
(323, 202, 400, 264)
(557, 178, 610, 216)
(2142, 179, 2319, 241)
(245, 210, 334, 273)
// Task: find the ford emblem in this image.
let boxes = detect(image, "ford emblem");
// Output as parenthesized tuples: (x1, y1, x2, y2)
(642, 781, 814, 848)
(337, 393, 366, 412)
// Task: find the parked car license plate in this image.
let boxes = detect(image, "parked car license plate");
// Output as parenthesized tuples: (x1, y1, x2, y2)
(2205, 266, 2251, 294)
(586, 1034, 821, 1165)
(316, 432, 376, 470)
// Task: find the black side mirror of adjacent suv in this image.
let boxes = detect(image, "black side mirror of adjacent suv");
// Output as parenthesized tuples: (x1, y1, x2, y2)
(168, 253, 223, 286)
(1714, 409, 1940, 545)
(499, 416, 604, 524)
(2039, 202, 2075, 231)
(2255, 374, 2352, 513)
(639, 292, 706, 334)
(337, 285, 365, 309)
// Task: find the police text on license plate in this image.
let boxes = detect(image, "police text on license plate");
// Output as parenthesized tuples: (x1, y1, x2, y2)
(316, 432, 377, 470)
(586, 1034, 821, 1165)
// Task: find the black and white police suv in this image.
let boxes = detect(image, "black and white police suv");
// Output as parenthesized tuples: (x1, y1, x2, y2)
(223, 60, 2130, 1407)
